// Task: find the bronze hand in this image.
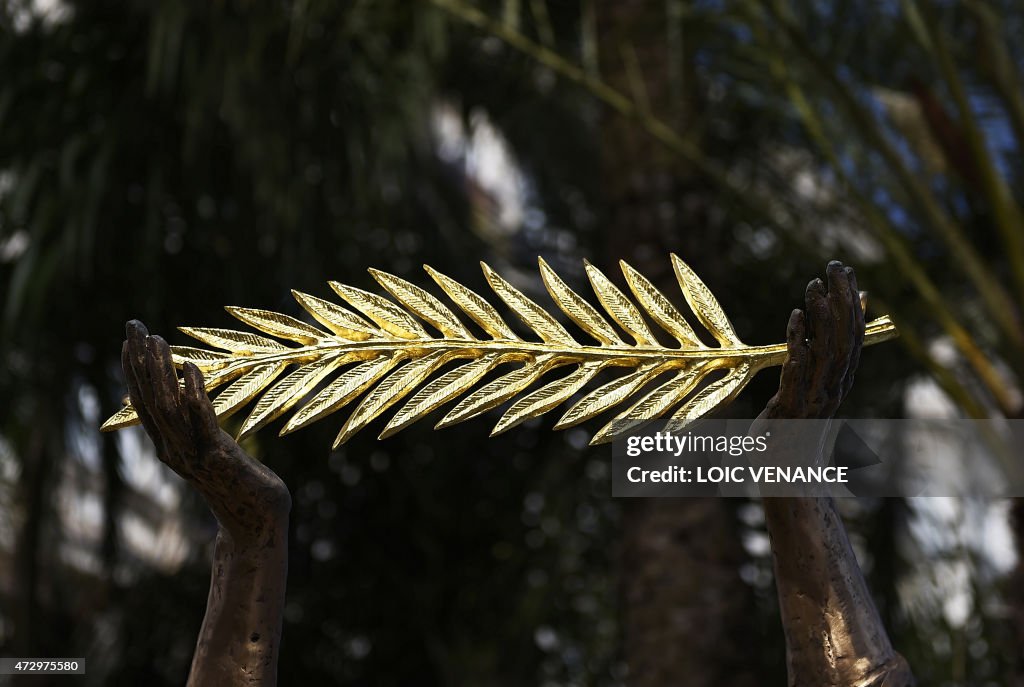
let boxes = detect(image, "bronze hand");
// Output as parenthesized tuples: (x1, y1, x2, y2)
(123, 320, 289, 687)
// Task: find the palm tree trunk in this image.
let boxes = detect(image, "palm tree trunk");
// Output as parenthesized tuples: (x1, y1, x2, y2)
(593, 3, 760, 684)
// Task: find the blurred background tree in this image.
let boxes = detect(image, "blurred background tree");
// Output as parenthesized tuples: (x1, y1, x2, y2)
(0, 0, 1021, 685)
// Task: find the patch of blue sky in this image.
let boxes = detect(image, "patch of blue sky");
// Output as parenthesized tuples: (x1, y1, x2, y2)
(869, 184, 926, 243)
(691, 0, 725, 12)
(967, 88, 1017, 181)
(861, 87, 930, 176)
(728, 23, 753, 45)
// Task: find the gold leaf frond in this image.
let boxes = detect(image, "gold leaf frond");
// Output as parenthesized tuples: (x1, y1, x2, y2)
(102, 255, 898, 446)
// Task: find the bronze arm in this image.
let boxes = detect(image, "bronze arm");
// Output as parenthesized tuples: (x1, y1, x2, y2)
(756, 262, 914, 686)
(122, 321, 290, 687)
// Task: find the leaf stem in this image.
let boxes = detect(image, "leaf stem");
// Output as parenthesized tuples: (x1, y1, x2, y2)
(761, 38, 1019, 414)
(428, 0, 798, 233)
(765, 0, 1023, 349)
(179, 317, 896, 379)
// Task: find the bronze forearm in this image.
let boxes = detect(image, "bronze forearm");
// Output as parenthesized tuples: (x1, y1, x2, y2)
(121, 321, 290, 686)
(763, 497, 912, 687)
(188, 516, 289, 687)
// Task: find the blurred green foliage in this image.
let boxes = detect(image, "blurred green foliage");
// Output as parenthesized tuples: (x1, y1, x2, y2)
(1, 0, 1022, 685)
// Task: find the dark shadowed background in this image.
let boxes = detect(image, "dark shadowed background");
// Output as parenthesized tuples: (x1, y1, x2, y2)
(1, 1, 1023, 685)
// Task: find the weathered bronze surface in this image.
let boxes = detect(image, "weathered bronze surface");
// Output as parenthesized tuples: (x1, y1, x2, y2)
(756, 261, 913, 686)
(122, 321, 290, 687)
(102, 255, 897, 447)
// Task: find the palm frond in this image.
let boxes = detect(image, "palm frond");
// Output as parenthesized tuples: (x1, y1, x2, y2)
(102, 255, 897, 446)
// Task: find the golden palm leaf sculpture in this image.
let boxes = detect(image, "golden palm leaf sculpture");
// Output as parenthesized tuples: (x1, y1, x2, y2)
(101, 255, 897, 446)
